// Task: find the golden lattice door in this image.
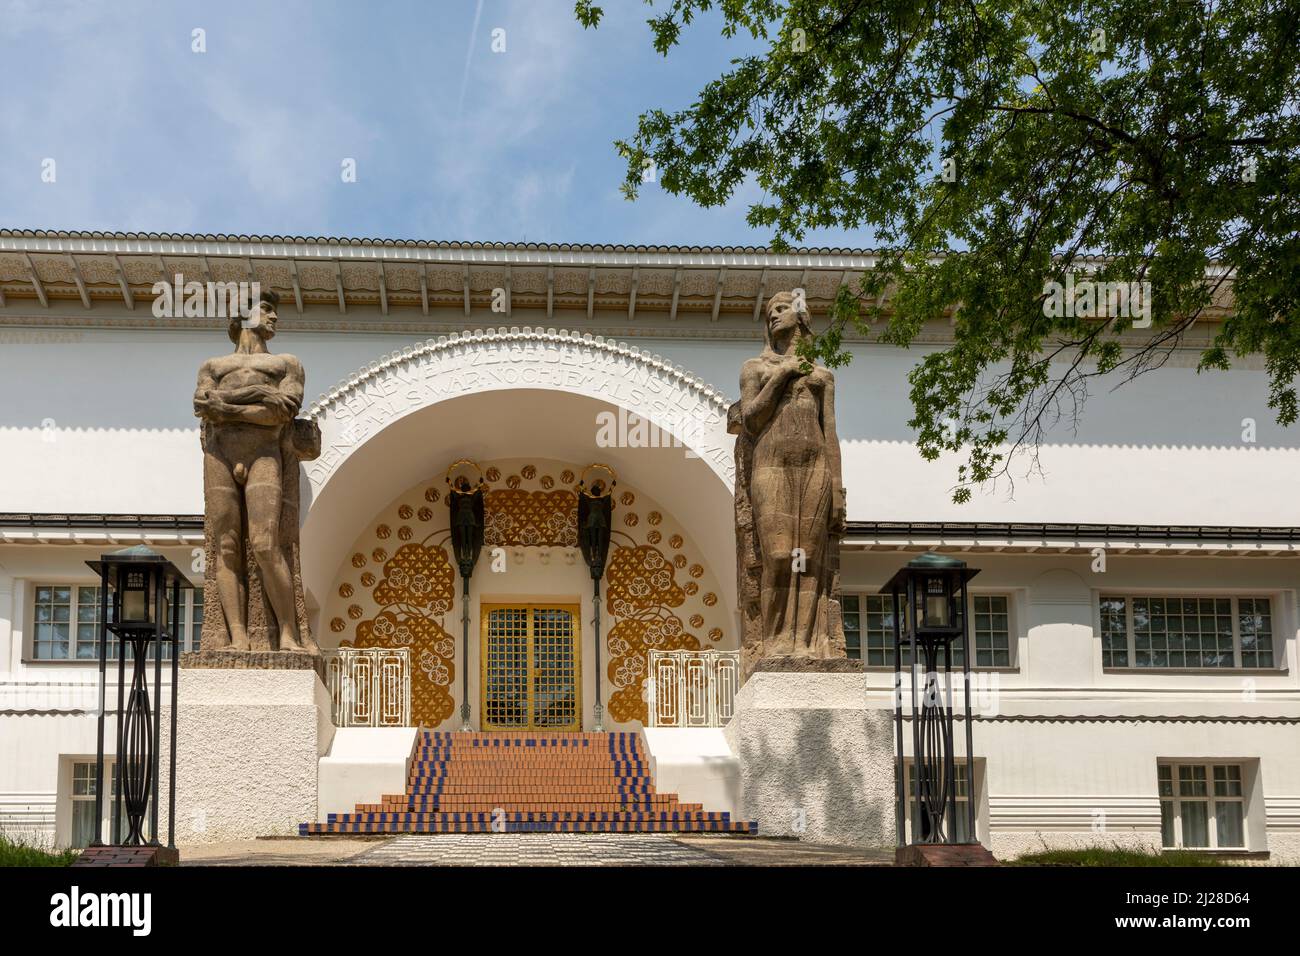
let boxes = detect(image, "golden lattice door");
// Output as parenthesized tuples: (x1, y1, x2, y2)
(480, 604, 581, 730)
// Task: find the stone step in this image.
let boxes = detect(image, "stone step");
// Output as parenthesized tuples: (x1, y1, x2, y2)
(301, 819, 756, 835)
(333, 809, 728, 822)
(300, 731, 752, 839)
(364, 800, 702, 812)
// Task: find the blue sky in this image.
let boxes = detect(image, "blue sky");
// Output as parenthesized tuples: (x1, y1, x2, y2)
(0, 0, 868, 247)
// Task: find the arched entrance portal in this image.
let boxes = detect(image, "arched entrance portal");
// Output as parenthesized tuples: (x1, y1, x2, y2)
(299, 329, 737, 731)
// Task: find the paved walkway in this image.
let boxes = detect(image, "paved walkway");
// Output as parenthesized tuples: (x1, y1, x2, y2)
(183, 834, 893, 867)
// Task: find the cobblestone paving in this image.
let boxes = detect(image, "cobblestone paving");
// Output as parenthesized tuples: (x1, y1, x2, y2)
(353, 833, 727, 866)
(181, 834, 895, 866)
(350, 833, 893, 867)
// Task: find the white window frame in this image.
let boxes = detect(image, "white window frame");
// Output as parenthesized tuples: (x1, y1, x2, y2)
(900, 758, 980, 844)
(843, 590, 1016, 670)
(29, 582, 204, 661)
(1098, 593, 1279, 671)
(1158, 762, 1247, 851)
(69, 759, 130, 849)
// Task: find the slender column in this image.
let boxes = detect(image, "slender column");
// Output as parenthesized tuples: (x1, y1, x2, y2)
(112, 627, 125, 845)
(944, 638, 957, 843)
(168, 579, 179, 850)
(592, 579, 603, 731)
(150, 574, 163, 845)
(93, 566, 109, 846)
(962, 583, 977, 843)
(891, 586, 905, 847)
(906, 577, 924, 842)
(460, 576, 471, 731)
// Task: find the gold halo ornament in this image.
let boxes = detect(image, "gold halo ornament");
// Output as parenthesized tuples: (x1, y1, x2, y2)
(577, 462, 618, 499)
(444, 458, 486, 493)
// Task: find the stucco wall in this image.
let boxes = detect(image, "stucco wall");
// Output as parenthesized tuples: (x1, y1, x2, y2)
(725, 672, 896, 847)
(1, 324, 1297, 529)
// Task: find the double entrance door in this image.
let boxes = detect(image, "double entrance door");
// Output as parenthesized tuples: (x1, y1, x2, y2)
(480, 603, 581, 730)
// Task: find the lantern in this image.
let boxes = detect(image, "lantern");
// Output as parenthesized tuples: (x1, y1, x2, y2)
(577, 464, 617, 731)
(84, 545, 190, 861)
(446, 459, 487, 731)
(880, 553, 984, 862)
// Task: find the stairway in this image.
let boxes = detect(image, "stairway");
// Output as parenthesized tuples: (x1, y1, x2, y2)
(300, 730, 756, 835)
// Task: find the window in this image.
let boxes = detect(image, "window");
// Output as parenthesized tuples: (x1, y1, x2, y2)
(843, 594, 898, 664)
(70, 760, 130, 849)
(1159, 763, 1246, 850)
(180, 586, 205, 652)
(33, 584, 203, 660)
(1100, 596, 1275, 669)
(844, 593, 1011, 668)
(903, 761, 976, 844)
(35, 586, 105, 660)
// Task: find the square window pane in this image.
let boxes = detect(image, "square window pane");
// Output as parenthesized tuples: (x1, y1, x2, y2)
(1180, 801, 1209, 847)
(1160, 801, 1176, 847)
(1179, 765, 1207, 797)
(1216, 803, 1244, 848)
(71, 800, 98, 849)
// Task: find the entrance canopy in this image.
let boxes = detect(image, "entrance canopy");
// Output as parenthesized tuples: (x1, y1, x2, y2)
(298, 328, 738, 626)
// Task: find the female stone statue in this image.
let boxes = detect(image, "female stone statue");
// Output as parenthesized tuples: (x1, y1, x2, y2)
(733, 290, 846, 662)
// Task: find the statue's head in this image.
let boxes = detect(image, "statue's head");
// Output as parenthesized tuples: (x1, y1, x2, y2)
(454, 475, 472, 493)
(763, 290, 812, 351)
(228, 289, 281, 344)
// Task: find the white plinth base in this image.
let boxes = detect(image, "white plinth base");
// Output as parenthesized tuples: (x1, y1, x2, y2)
(724, 670, 895, 847)
(318, 727, 418, 822)
(163, 668, 334, 845)
(641, 727, 742, 818)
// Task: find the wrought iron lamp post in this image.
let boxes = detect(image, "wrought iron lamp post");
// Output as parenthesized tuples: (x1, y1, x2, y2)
(447, 460, 486, 732)
(577, 464, 616, 732)
(85, 545, 188, 865)
(880, 553, 991, 865)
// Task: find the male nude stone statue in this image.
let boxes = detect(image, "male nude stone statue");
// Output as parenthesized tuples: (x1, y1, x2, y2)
(729, 290, 847, 671)
(194, 290, 319, 653)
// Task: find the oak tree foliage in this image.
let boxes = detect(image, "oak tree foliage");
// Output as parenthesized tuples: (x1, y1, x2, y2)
(577, 0, 1299, 501)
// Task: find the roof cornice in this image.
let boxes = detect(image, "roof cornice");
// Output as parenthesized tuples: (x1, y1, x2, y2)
(0, 230, 882, 269)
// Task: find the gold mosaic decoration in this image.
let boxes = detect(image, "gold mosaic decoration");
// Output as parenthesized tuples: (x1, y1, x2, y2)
(605, 544, 704, 724)
(483, 488, 578, 547)
(326, 459, 726, 728)
(342, 542, 457, 726)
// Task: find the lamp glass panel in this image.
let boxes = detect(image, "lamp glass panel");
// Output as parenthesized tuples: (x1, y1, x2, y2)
(923, 577, 949, 628)
(120, 569, 151, 622)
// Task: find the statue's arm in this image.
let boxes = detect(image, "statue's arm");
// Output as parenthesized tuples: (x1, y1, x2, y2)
(199, 357, 303, 425)
(193, 361, 218, 418)
(739, 359, 798, 437)
(279, 355, 306, 417)
(193, 361, 254, 423)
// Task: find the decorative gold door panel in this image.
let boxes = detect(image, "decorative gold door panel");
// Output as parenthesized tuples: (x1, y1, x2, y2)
(481, 604, 581, 730)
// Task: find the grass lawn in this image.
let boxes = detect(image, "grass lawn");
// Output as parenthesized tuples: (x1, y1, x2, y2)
(0, 833, 80, 867)
(1012, 846, 1229, 867)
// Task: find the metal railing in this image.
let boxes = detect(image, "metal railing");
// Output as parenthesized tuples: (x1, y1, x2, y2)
(646, 649, 740, 728)
(325, 647, 411, 727)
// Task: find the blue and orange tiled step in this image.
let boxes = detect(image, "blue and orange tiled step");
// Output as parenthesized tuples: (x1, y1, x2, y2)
(299, 730, 757, 835)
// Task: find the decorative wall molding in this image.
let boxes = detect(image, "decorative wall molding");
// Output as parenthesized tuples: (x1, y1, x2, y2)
(304, 327, 737, 493)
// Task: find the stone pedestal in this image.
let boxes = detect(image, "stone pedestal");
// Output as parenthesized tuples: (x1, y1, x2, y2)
(72, 845, 180, 867)
(724, 664, 895, 847)
(896, 843, 999, 866)
(161, 662, 334, 845)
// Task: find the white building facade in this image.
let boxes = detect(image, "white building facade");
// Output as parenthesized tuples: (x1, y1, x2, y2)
(0, 230, 1296, 859)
